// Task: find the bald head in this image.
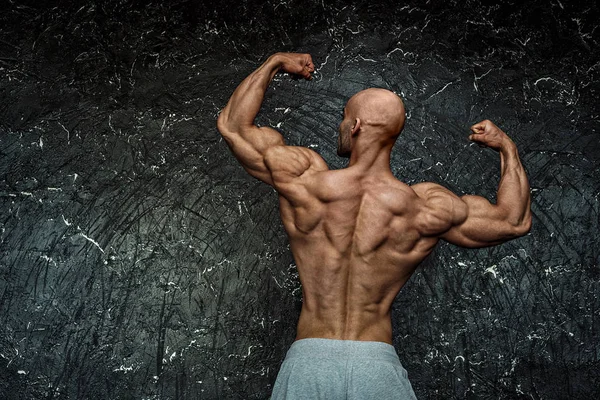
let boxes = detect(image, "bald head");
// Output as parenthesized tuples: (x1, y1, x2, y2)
(337, 88, 406, 157)
(345, 88, 406, 137)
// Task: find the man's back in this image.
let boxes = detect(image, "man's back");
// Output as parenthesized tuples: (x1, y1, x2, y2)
(279, 166, 439, 344)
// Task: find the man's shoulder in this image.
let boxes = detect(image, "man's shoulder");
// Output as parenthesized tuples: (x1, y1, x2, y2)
(301, 147, 329, 172)
(410, 181, 453, 199)
(410, 182, 465, 214)
(263, 146, 333, 206)
(265, 146, 328, 180)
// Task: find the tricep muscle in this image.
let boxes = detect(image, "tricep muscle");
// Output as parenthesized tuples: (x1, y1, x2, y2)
(217, 122, 285, 185)
(442, 195, 524, 248)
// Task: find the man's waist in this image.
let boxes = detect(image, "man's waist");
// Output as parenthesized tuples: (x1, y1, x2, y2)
(285, 338, 401, 364)
(296, 306, 394, 344)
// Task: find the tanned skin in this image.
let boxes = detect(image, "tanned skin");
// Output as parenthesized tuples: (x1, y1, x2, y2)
(217, 53, 532, 345)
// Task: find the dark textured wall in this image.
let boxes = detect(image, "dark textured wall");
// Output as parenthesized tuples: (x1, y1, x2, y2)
(1, 0, 598, 398)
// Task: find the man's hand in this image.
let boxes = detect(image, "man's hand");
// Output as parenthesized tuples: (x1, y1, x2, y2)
(272, 52, 315, 80)
(469, 120, 513, 151)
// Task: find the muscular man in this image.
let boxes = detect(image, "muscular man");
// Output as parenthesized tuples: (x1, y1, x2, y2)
(217, 53, 532, 399)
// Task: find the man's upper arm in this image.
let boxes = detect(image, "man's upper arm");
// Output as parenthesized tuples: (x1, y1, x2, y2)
(216, 120, 285, 185)
(217, 115, 327, 190)
(413, 182, 528, 248)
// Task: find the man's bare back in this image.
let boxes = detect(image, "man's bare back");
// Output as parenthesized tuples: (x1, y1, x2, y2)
(278, 165, 437, 343)
(217, 52, 531, 396)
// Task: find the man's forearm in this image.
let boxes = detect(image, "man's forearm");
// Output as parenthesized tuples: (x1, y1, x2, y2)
(219, 55, 282, 133)
(496, 142, 532, 228)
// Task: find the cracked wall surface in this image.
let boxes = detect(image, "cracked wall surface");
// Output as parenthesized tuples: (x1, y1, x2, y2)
(1, 0, 599, 398)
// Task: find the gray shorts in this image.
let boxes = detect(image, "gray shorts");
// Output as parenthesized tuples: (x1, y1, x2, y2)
(271, 338, 417, 400)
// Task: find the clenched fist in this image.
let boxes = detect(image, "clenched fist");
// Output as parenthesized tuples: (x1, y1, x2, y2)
(271, 52, 315, 80)
(469, 120, 514, 151)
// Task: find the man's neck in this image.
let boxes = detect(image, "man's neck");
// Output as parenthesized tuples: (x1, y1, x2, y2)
(348, 133, 394, 174)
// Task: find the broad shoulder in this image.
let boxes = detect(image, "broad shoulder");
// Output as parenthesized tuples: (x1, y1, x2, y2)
(264, 145, 328, 180)
(411, 182, 450, 198)
(410, 181, 468, 235)
(263, 146, 328, 203)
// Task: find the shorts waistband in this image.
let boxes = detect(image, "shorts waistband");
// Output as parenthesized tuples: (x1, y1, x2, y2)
(285, 338, 401, 365)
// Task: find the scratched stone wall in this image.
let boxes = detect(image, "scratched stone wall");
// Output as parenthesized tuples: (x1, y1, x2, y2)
(0, 0, 599, 399)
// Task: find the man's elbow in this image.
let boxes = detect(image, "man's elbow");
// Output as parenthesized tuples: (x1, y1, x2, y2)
(510, 213, 532, 238)
(216, 110, 230, 136)
(217, 109, 245, 140)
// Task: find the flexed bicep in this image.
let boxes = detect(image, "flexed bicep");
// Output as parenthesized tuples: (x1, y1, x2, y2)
(413, 120, 531, 248)
(217, 53, 315, 187)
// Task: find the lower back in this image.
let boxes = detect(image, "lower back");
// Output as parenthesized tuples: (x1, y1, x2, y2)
(292, 246, 424, 344)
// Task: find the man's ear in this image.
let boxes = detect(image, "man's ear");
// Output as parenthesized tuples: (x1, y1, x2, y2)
(351, 118, 361, 136)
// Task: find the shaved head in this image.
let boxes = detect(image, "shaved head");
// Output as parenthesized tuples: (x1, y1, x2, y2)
(346, 88, 405, 134)
(337, 88, 406, 157)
